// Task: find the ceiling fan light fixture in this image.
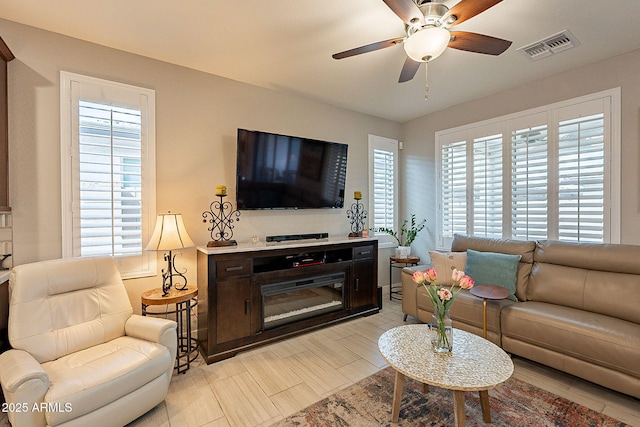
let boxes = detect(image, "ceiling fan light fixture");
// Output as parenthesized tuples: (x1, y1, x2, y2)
(403, 26, 450, 62)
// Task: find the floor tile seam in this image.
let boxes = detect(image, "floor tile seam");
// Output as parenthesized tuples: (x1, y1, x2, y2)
(239, 352, 305, 396)
(300, 337, 363, 369)
(211, 370, 280, 425)
(282, 350, 352, 393)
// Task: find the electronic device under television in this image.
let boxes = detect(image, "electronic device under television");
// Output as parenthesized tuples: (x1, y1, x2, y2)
(236, 128, 348, 210)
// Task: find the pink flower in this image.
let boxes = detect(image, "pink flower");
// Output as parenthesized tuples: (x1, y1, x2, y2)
(412, 271, 427, 285)
(438, 288, 452, 301)
(425, 268, 437, 283)
(458, 275, 475, 290)
(451, 268, 465, 282)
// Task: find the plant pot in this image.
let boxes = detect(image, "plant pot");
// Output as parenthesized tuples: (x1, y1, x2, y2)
(395, 246, 411, 258)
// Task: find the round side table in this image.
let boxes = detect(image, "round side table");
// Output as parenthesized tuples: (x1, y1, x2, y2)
(469, 285, 509, 339)
(389, 256, 420, 301)
(142, 286, 198, 374)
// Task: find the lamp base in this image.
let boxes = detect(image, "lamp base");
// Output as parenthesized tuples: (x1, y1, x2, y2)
(348, 232, 362, 238)
(207, 240, 238, 247)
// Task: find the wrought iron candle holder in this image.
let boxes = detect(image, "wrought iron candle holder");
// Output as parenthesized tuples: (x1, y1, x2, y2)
(202, 193, 241, 247)
(346, 193, 367, 237)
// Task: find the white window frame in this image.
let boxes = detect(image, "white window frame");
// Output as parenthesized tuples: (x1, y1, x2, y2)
(368, 134, 399, 248)
(60, 71, 157, 278)
(435, 88, 621, 249)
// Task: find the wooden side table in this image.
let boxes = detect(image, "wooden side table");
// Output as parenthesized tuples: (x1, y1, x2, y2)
(142, 286, 198, 374)
(389, 256, 420, 301)
(469, 285, 509, 339)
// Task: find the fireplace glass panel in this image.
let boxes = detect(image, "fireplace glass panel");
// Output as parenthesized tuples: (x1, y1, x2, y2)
(262, 272, 345, 329)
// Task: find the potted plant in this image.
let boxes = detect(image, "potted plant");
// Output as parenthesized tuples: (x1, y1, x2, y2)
(374, 214, 427, 258)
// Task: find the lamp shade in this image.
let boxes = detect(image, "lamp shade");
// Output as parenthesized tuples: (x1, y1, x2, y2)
(145, 213, 195, 251)
(403, 26, 450, 62)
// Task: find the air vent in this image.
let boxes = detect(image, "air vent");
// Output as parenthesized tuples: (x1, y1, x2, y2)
(518, 30, 580, 60)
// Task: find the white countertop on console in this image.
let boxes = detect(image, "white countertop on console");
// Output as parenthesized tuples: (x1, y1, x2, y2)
(0, 270, 9, 283)
(198, 236, 378, 255)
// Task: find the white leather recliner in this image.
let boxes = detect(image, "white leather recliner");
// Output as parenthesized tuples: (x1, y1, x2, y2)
(0, 256, 177, 427)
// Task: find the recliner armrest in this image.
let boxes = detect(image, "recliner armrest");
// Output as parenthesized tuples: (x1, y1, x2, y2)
(0, 349, 50, 427)
(0, 349, 49, 394)
(125, 314, 178, 365)
(125, 314, 177, 344)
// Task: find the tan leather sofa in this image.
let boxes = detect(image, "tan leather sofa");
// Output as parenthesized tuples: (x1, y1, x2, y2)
(401, 234, 640, 400)
(0, 256, 178, 427)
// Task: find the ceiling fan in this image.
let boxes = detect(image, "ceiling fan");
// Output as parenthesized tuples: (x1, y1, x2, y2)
(332, 0, 512, 85)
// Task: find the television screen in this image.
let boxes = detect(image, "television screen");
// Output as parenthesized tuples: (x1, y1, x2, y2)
(236, 129, 348, 209)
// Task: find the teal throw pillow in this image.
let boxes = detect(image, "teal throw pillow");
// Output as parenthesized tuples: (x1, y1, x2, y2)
(465, 249, 521, 301)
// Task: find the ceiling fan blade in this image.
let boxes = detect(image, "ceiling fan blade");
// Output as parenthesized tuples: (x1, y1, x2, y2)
(398, 57, 421, 83)
(443, 0, 503, 27)
(382, 0, 424, 26)
(448, 31, 512, 55)
(332, 37, 404, 59)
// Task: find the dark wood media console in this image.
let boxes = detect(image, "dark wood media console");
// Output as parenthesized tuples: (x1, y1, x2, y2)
(197, 237, 379, 363)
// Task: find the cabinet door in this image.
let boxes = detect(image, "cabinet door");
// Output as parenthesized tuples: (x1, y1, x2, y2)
(352, 260, 375, 308)
(216, 277, 252, 344)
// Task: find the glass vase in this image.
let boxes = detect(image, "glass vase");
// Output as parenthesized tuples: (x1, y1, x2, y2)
(430, 308, 453, 353)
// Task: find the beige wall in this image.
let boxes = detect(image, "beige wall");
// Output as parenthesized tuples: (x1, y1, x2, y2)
(401, 49, 640, 260)
(5, 18, 640, 307)
(1, 19, 401, 307)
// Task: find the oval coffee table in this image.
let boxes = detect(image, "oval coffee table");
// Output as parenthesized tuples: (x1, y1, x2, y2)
(378, 325, 513, 426)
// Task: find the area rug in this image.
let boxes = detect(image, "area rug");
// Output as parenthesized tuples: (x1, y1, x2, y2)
(271, 366, 627, 426)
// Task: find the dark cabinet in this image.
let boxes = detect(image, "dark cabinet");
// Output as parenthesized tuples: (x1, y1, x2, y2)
(197, 239, 378, 363)
(353, 259, 375, 308)
(352, 244, 376, 308)
(0, 37, 14, 211)
(216, 277, 252, 343)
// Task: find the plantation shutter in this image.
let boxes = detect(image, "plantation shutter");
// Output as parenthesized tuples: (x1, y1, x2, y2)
(472, 134, 503, 237)
(557, 99, 606, 242)
(372, 148, 395, 229)
(436, 89, 618, 248)
(61, 72, 156, 278)
(511, 123, 549, 240)
(368, 135, 398, 246)
(76, 100, 144, 257)
(440, 140, 467, 245)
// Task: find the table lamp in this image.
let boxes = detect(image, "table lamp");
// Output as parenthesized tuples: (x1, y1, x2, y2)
(145, 212, 195, 296)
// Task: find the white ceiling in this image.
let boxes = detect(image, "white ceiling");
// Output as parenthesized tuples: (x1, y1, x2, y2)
(1, 0, 639, 123)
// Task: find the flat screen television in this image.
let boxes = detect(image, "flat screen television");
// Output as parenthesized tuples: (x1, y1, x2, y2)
(236, 128, 348, 210)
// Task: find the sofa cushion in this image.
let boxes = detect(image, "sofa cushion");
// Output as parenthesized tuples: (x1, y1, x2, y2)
(417, 289, 513, 330)
(465, 249, 520, 301)
(428, 251, 466, 285)
(451, 234, 535, 301)
(530, 240, 640, 324)
(415, 287, 515, 346)
(41, 336, 172, 425)
(501, 302, 640, 380)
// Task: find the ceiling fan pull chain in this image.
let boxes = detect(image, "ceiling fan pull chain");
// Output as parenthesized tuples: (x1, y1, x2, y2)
(424, 61, 429, 100)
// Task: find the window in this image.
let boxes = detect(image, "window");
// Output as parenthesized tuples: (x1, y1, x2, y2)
(61, 72, 156, 278)
(436, 89, 620, 248)
(368, 135, 398, 247)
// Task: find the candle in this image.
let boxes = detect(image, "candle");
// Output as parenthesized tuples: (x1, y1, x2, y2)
(354, 191, 362, 200)
(215, 185, 227, 196)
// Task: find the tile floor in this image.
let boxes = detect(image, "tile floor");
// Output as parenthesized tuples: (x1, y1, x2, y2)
(2, 289, 639, 427)
(126, 289, 640, 427)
